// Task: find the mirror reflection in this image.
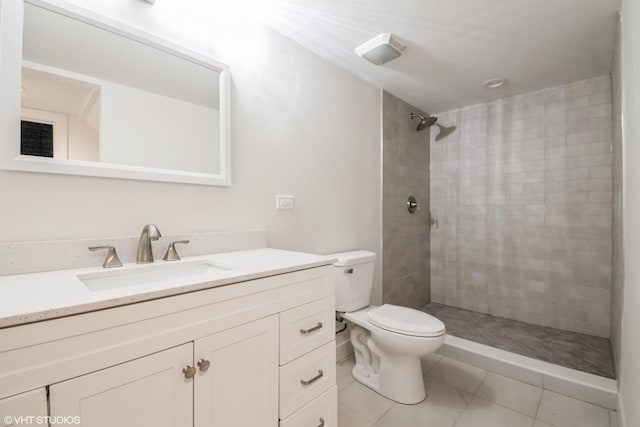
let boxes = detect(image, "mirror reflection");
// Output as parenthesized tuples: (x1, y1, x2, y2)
(21, 2, 223, 175)
(21, 68, 100, 161)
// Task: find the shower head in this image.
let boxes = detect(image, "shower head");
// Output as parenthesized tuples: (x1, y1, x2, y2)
(434, 123, 457, 141)
(410, 113, 437, 131)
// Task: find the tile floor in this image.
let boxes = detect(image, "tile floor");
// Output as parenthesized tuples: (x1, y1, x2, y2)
(336, 353, 617, 427)
(422, 303, 615, 379)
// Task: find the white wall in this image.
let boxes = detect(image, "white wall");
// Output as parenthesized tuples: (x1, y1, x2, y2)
(0, 0, 383, 303)
(618, 0, 640, 425)
(68, 116, 99, 162)
(100, 82, 220, 174)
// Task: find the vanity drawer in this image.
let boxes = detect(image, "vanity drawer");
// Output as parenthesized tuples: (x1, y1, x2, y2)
(280, 297, 335, 364)
(279, 386, 337, 427)
(279, 340, 336, 419)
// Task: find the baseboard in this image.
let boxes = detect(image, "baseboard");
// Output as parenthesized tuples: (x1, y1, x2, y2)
(336, 336, 353, 362)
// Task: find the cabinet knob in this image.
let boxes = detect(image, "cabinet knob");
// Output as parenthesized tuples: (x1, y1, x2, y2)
(318, 418, 325, 427)
(183, 365, 197, 379)
(197, 358, 211, 372)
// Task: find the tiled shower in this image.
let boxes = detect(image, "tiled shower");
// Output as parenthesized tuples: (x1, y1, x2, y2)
(430, 76, 613, 338)
(382, 91, 431, 310)
(382, 76, 618, 377)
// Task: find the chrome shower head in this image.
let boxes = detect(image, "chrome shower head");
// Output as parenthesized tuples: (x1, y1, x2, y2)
(410, 113, 437, 131)
(434, 123, 457, 141)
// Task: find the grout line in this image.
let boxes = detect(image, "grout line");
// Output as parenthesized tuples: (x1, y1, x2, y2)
(340, 376, 400, 425)
(423, 354, 443, 376)
(374, 403, 394, 425)
(473, 371, 489, 397)
(473, 373, 547, 419)
(534, 387, 545, 419)
(451, 402, 469, 427)
(471, 369, 489, 395)
(465, 365, 548, 421)
(337, 400, 379, 427)
(472, 394, 540, 420)
(424, 357, 443, 378)
(426, 370, 475, 427)
(450, 378, 474, 427)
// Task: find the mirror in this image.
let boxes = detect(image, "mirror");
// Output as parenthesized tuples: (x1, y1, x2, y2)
(0, 0, 230, 186)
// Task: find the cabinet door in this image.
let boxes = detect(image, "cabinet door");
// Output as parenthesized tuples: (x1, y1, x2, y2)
(49, 343, 193, 427)
(194, 315, 279, 427)
(0, 388, 47, 427)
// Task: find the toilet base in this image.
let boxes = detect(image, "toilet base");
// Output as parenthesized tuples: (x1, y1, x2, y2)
(352, 362, 380, 392)
(352, 360, 426, 405)
(350, 325, 427, 404)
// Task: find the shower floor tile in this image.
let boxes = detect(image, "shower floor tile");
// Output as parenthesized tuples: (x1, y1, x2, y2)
(421, 303, 615, 379)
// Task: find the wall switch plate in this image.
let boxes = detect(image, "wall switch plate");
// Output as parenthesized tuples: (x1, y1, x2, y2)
(276, 195, 295, 210)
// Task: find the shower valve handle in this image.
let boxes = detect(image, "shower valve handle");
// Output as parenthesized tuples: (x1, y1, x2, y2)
(407, 196, 420, 213)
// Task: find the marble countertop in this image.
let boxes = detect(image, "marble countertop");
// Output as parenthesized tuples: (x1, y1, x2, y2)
(0, 248, 336, 329)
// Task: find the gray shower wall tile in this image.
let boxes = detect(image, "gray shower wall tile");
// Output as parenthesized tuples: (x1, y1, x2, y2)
(382, 91, 430, 309)
(430, 76, 613, 338)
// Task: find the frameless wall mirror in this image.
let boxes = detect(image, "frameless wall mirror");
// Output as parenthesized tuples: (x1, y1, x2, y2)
(0, 0, 231, 186)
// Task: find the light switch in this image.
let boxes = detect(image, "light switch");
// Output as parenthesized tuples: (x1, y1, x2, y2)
(276, 195, 295, 210)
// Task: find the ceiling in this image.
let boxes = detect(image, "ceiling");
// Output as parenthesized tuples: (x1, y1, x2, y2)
(263, 0, 621, 113)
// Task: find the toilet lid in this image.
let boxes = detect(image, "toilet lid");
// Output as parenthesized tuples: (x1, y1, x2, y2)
(367, 304, 445, 337)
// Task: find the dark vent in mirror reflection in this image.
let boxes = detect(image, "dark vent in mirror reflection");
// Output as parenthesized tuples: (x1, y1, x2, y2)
(21, 120, 53, 157)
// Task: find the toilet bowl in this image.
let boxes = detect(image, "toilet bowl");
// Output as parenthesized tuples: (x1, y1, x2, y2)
(330, 251, 445, 404)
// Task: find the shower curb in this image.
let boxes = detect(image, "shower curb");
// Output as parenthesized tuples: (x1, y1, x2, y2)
(437, 334, 618, 410)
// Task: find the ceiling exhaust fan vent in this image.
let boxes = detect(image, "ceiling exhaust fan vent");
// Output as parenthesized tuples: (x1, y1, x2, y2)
(355, 33, 407, 66)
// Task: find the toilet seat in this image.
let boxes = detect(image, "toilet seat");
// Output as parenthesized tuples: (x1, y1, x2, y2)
(367, 304, 445, 337)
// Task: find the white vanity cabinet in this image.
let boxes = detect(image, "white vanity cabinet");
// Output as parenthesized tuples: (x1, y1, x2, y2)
(49, 343, 194, 427)
(49, 316, 279, 427)
(194, 315, 279, 427)
(0, 264, 335, 427)
(278, 297, 337, 426)
(0, 388, 48, 427)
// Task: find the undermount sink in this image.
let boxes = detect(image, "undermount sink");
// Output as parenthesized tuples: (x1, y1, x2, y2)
(78, 260, 235, 292)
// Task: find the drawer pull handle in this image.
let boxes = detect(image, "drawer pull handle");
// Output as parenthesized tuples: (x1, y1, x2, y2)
(300, 322, 323, 335)
(318, 417, 325, 427)
(344, 268, 354, 274)
(300, 369, 324, 386)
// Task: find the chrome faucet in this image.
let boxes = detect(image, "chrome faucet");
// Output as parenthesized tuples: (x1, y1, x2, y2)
(136, 224, 162, 264)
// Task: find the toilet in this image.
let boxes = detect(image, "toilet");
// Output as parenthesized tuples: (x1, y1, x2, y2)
(331, 250, 445, 404)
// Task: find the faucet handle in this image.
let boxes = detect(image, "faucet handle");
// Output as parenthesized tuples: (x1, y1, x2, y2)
(89, 246, 123, 268)
(163, 240, 190, 262)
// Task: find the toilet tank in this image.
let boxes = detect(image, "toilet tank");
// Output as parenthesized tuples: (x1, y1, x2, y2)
(329, 250, 376, 312)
